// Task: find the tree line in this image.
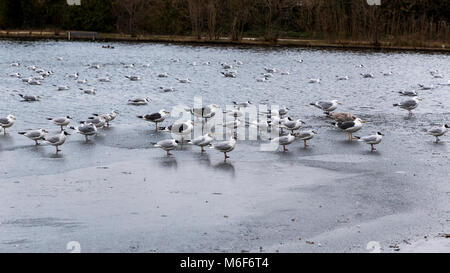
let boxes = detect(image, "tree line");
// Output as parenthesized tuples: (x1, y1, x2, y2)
(0, 0, 448, 44)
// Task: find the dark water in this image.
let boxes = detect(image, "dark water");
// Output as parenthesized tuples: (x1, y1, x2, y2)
(0, 40, 449, 252)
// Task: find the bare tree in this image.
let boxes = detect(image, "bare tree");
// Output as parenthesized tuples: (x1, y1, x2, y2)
(114, 0, 149, 35)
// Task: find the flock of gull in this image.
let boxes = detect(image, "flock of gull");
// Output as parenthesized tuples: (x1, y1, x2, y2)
(2, 50, 449, 162)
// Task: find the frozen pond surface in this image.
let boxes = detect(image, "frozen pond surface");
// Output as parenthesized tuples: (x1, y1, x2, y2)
(0, 40, 449, 252)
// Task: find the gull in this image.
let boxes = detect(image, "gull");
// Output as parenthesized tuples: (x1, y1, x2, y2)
(153, 139, 179, 156)
(175, 78, 191, 83)
(295, 130, 317, 148)
(438, 80, 450, 86)
(67, 73, 79, 79)
(70, 122, 98, 142)
(164, 120, 194, 146)
(0, 115, 16, 134)
(249, 120, 271, 131)
(211, 137, 236, 161)
(18, 129, 48, 145)
(256, 77, 268, 82)
(418, 84, 434, 90)
(125, 75, 141, 81)
(83, 88, 96, 95)
(431, 72, 443, 78)
(22, 77, 32, 82)
(221, 63, 233, 69)
(56, 57, 64, 61)
(10, 62, 20, 67)
(271, 134, 295, 152)
(93, 110, 119, 127)
(355, 132, 384, 151)
(34, 75, 45, 81)
(27, 79, 41, 85)
(262, 73, 273, 78)
(280, 118, 305, 133)
(202, 61, 211, 65)
(189, 133, 214, 152)
(35, 69, 45, 74)
(234, 60, 243, 65)
(142, 64, 151, 67)
(158, 73, 168, 78)
(137, 109, 170, 131)
(326, 112, 356, 123)
(393, 97, 422, 116)
(123, 63, 134, 68)
(297, 59, 304, 63)
(225, 109, 243, 119)
(232, 101, 252, 109)
(27, 65, 37, 70)
(10, 72, 21, 78)
(159, 86, 175, 92)
(128, 98, 149, 105)
(222, 120, 241, 130)
(398, 90, 418, 96)
(98, 77, 111, 82)
(89, 64, 101, 69)
(185, 104, 220, 122)
(310, 100, 341, 113)
(427, 124, 449, 143)
(281, 71, 291, 75)
(336, 75, 349, 81)
(40, 71, 51, 77)
(47, 116, 72, 131)
(264, 67, 277, 73)
(19, 94, 40, 101)
(382, 71, 393, 76)
(221, 71, 237, 78)
(57, 85, 69, 91)
(332, 118, 366, 141)
(86, 116, 107, 129)
(356, 64, 365, 68)
(309, 78, 321, 83)
(361, 73, 374, 78)
(43, 131, 70, 153)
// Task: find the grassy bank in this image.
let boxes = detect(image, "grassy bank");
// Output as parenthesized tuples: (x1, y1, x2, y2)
(0, 30, 449, 52)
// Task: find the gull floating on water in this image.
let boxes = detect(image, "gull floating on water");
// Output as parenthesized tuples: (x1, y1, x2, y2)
(89, 64, 101, 69)
(221, 71, 237, 78)
(82, 88, 96, 95)
(27, 79, 41, 85)
(57, 85, 69, 91)
(361, 73, 374, 78)
(333, 118, 366, 140)
(382, 71, 393, 76)
(221, 63, 233, 69)
(419, 84, 434, 90)
(310, 100, 341, 114)
(158, 73, 168, 78)
(211, 137, 236, 161)
(19, 94, 40, 101)
(43, 131, 70, 153)
(189, 133, 214, 153)
(393, 97, 422, 117)
(125, 75, 141, 81)
(295, 130, 317, 148)
(153, 139, 179, 156)
(137, 109, 170, 131)
(128, 98, 150, 105)
(309, 78, 321, 83)
(336, 75, 349, 81)
(175, 78, 191, 83)
(67, 73, 79, 79)
(123, 63, 134, 68)
(98, 77, 111, 82)
(10, 62, 20, 67)
(355, 132, 384, 151)
(398, 90, 418, 96)
(18, 129, 48, 145)
(47, 116, 72, 131)
(159, 86, 175, 92)
(0, 114, 16, 134)
(10, 72, 21, 78)
(427, 124, 449, 143)
(264, 67, 278, 73)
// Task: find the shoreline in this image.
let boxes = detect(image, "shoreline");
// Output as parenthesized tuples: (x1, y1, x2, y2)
(1, 30, 449, 53)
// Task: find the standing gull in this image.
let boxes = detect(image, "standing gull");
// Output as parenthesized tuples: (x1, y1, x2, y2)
(295, 130, 317, 148)
(154, 139, 179, 156)
(18, 129, 48, 145)
(393, 97, 422, 117)
(137, 109, 170, 131)
(43, 131, 70, 153)
(211, 137, 237, 162)
(326, 112, 356, 123)
(47, 116, 72, 131)
(355, 132, 384, 152)
(0, 115, 16, 135)
(427, 124, 449, 143)
(333, 118, 366, 141)
(280, 118, 305, 133)
(310, 100, 342, 114)
(189, 133, 214, 153)
(271, 134, 295, 152)
(70, 123, 98, 142)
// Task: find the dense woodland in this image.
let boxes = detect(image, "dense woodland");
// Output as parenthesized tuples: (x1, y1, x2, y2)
(0, 0, 448, 44)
